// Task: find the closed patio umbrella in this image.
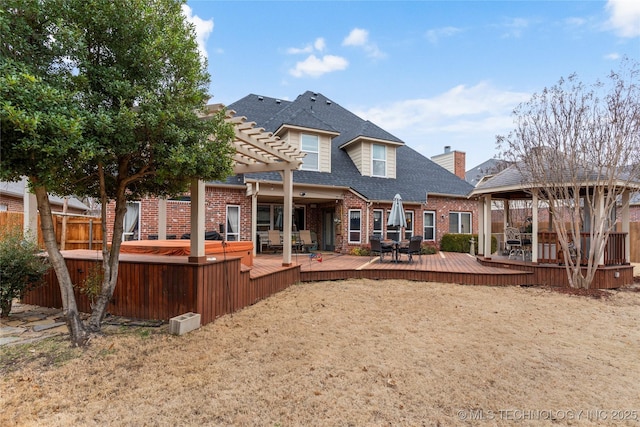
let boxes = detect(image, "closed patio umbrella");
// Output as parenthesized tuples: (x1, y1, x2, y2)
(387, 194, 407, 240)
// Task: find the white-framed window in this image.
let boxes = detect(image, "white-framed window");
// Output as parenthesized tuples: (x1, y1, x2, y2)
(372, 144, 386, 177)
(372, 209, 384, 238)
(348, 209, 362, 243)
(123, 201, 141, 241)
(449, 211, 472, 234)
(423, 211, 436, 241)
(404, 211, 414, 239)
(226, 205, 240, 241)
(0, 204, 7, 212)
(301, 134, 319, 171)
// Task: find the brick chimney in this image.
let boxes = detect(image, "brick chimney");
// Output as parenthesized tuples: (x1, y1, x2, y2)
(431, 146, 466, 180)
(454, 150, 466, 180)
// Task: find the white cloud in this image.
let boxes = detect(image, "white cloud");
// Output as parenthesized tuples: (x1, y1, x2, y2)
(604, 52, 621, 60)
(426, 26, 463, 44)
(314, 38, 326, 52)
(287, 45, 314, 55)
(287, 37, 326, 55)
(289, 54, 349, 78)
(342, 28, 386, 59)
(354, 83, 532, 166)
(343, 28, 369, 46)
(182, 5, 214, 59)
(605, 0, 640, 37)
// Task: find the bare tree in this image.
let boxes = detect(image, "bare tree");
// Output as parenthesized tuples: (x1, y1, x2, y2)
(498, 58, 640, 289)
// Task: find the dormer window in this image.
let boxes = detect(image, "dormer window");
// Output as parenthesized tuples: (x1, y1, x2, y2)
(301, 134, 319, 171)
(372, 143, 386, 177)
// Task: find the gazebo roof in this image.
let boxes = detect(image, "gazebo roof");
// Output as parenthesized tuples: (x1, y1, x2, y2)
(470, 161, 640, 200)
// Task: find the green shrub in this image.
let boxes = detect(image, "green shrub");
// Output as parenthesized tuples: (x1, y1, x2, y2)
(440, 234, 497, 254)
(0, 226, 50, 317)
(350, 246, 370, 256)
(421, 242, 438, 255)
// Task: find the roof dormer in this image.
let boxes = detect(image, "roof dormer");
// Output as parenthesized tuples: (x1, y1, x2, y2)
(275, 125, 339, 173)
(340, 137, 403, 178)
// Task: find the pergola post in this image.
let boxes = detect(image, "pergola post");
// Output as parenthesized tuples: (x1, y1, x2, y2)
(282, 169, 293, 266)
(188, 179, 206, 263)
(158, 198, 167, 240)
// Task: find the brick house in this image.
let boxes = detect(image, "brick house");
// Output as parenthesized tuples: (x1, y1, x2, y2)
(118, 91, 476, 255)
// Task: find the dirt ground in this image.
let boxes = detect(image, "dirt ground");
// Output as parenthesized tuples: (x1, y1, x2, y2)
(2, 278, 640, 426)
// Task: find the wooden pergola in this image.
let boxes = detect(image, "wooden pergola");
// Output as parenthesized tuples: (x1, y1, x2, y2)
(155, 104, 305, 266)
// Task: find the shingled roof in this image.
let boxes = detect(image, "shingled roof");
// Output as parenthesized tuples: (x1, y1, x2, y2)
(226, 91, 474, 203)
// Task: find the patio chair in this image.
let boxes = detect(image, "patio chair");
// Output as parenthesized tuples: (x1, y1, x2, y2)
(266, 230, 283, 253)
(399, 235, 423, 263)
(370, 235, 393, 262)
(298, 230, 317, 253)
(505, 227, 525, 260)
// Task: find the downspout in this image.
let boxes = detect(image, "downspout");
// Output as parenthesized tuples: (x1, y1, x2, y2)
(366, 201, 373, 244)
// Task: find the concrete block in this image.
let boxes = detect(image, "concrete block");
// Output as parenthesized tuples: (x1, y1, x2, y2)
(169, 312, 201, 335)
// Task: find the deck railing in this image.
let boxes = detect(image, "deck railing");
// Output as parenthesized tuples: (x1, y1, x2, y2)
(536, 232, 627, 266)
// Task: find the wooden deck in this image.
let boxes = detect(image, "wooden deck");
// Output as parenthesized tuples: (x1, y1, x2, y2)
(254, 251, 532, 286)
(22, 249, 634, 325)
(254, 250, 634, 288)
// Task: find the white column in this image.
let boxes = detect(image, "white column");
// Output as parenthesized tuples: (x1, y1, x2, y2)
(483, 195, 492, 257)
(282, 169, 293, 265)
(477, 197, 485, 256)
(23, 180, 38, 238)
(189, 179, 205, 262)
(158, 198, 167, 240)
(595, 188, 605, 266)
(621, 190, 630, 263)
(532, 193, 539, 263)
(249, 182, 258, 256)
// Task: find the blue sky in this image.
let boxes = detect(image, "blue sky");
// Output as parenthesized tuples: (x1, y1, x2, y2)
(183, 0, 640, 169)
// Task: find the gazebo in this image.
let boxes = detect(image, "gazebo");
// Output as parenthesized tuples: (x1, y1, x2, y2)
(470, 163, 638, 286)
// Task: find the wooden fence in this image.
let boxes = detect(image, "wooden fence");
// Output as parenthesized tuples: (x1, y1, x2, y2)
(0, 211, 102, 250)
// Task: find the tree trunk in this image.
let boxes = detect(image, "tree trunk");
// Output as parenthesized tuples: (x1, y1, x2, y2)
(88, 173, 127, 330)
(0, 298, 12, 318)
(33, 184, 90, 346)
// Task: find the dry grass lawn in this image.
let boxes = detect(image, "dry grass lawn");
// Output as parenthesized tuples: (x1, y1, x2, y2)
(2, 279, 640, 426)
